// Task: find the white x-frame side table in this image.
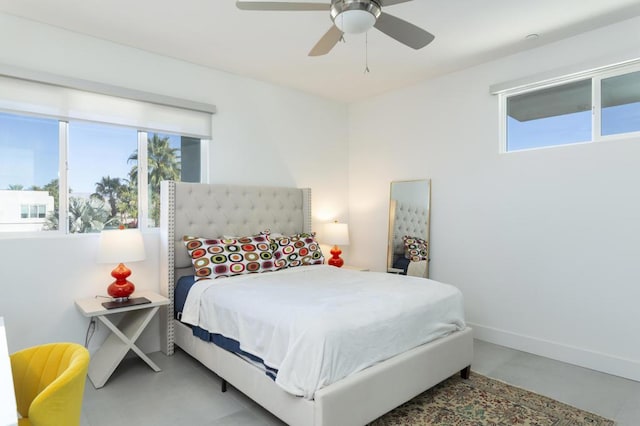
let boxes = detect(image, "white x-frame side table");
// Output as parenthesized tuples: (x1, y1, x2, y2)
(74, 290, 169, 388)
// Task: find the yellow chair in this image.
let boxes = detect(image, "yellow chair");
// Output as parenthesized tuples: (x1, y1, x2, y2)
(10, 343, 90, 426)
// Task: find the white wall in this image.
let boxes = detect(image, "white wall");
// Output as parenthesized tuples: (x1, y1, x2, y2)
(348, 17, 640, 381)
(0, 13, 349, 354)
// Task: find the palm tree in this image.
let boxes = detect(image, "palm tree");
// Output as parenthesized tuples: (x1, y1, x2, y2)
(92, 176, 123, 219)
(116, 179, 138, 228)
(128, 134, 181, 187)
(44, 197, 113, 233)
(38, 179, 61, 230)
(43, 179, 60, 212)
(68, 197, 113, 233)
(7, 184, 24, 190)
(43, 211, 58, 231)
(128, 134, 181, 225)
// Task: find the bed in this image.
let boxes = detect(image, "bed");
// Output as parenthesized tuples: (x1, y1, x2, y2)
(159, 181, 473, 426)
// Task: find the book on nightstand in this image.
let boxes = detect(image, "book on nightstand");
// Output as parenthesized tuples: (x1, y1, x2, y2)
(101, 297, 151, 310)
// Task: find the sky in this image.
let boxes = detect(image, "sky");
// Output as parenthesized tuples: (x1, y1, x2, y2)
(508, 102, 639, 151)
(68, 121, 138, 194)
(507, 110, 591, 151)
(0, 112, 180, 194)
(0, 112, 58, 189)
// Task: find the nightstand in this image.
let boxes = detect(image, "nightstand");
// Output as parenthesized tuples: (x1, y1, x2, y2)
(74, 290, 169, 388)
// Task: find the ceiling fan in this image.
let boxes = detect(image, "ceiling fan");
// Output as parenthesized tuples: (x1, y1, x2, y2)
(236, 0, 435, 56)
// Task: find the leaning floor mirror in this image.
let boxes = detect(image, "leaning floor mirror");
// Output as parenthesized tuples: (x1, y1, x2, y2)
(387, 179, 431, 278)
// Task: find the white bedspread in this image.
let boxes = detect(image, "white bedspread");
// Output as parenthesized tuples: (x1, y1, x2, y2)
(181, 265, 465, 399)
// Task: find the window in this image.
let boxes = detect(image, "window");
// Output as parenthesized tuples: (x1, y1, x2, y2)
(67, 122, 139, 233)
(0, 111, 205, 234)
(506, 80, 592, 151)
(0, 112, 58, 232)
(0, 72, 213, 234)
(20, 204, 47, 219)
(499, 62, 640, 152)
(142, 132, 201, 228)
(601, 70, 640, 136)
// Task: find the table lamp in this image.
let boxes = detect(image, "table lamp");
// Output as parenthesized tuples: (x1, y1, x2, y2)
(324, 221, 349, 267)
(98, 227, 146, 301)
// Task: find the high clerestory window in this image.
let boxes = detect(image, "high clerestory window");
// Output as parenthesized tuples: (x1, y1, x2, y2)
(0, 71, 214, 234)
(495, 62, 640, 152)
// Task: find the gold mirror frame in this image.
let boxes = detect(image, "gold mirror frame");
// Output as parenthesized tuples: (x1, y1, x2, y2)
(386, 179, 431, 277)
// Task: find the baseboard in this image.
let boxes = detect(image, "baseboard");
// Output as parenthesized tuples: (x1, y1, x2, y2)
(468, 322, 640, 382)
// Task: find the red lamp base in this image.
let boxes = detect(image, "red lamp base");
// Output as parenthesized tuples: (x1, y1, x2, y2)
(328, 245, 344, 268)
(107, 263, 135, 300)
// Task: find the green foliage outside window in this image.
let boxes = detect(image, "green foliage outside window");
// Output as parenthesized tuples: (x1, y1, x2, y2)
(39, 134, 181, 232)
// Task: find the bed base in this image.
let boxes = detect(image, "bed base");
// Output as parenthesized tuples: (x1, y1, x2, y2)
(175, 320, 473, 426)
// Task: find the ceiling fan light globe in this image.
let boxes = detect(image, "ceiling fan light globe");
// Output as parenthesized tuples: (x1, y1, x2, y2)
(330, 0, 382, 34)
(335, 10, 376, 33)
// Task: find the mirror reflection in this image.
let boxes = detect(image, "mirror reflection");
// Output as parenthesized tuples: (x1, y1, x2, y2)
(387, 179, 431, 278)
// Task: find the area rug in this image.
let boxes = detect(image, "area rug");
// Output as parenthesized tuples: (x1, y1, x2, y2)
(369, 372, 615, 425)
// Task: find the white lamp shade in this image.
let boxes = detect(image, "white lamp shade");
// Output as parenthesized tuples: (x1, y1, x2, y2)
(324, 222, 350, 246)
(98, 228, 146, 264)
(334, 10, 376, 34)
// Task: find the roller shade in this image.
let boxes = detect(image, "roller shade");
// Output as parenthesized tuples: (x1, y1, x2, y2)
(0, 74, 213, 138)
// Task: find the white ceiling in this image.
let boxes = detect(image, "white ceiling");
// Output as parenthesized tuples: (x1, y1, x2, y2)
(2, 0, 640, 103)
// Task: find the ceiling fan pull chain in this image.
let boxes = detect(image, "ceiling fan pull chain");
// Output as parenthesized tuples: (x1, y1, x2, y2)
(364, 32, 370, 74)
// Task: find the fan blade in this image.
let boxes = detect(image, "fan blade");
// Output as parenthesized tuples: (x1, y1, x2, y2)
(309, 26, 344, 56)
(236, 1, 329, 11)
(374, 12, 435, 49)
(380, 0, 413, 6)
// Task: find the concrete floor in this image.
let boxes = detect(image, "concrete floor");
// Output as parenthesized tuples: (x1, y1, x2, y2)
(81, 339, 640, 425)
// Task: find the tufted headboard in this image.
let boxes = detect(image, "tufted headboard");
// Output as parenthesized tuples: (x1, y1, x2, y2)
(391, 200, 429, 257)
(159, 181, 312, 355)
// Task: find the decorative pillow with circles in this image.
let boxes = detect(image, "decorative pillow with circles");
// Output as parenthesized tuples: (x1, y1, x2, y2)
(263, 231, 324, 269)
(403, 235, 428, 262)
(183, 234, 276, 280)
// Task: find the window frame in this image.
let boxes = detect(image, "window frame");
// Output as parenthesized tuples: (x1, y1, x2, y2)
(498, 61, 640, 153)
(19, 204, 46, 219)
(0, 113, 210, 237)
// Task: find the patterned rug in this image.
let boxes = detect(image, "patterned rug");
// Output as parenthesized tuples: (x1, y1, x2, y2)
(369, 372, 615, 425)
